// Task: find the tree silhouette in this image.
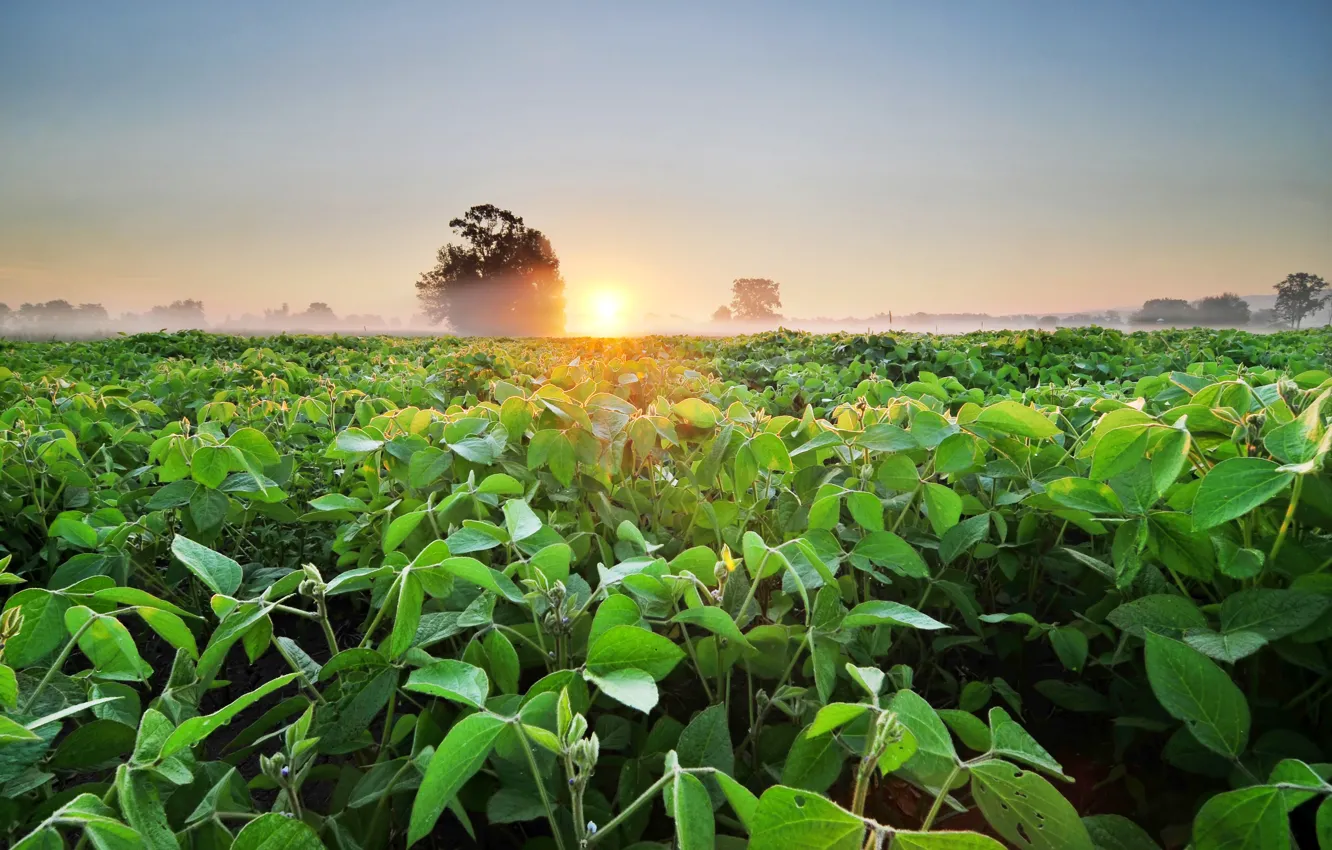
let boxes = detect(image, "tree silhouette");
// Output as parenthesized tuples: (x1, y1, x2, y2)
(148, 300, 207, 328)
(729, 278, 782, 321)
(299, 302, 338, 327)
(1193, 293, 1250, 326)
(711, 305, 732, 322)
(1131, 298, 1192, 324)
(416, 205, 566, 335)
(1274, 272, 1329, 329)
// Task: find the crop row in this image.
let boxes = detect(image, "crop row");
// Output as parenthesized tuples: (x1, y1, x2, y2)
(0, 329, 1330, 849)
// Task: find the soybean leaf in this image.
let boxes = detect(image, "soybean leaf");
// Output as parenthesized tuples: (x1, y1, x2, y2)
(405, 659, 490, 708)
(750, 784, 865, 850)
(231, 812, 324, 850)
(987, 707, 1069, 781)
(587, 625, 685, 681)
(483, 628, 520, 694)
(846, 491, 885, 532)
(430, 557, 525, 604)
(1143, 631, 1250, 758)
(160, 673, 300, 759)
(170, 535, 242, 596)
(843, 601, 949, 631)
(1190, 785, 1288, 850)
(389, 571, 424, 660)
(940, 514, 989, 565)
(892, 833, 1006, 849)
(115, 765, 178, 850)
(49, 719, 135, 770)
(670, 770, 715, 850)
(1047, 478, 1124, 515)
(1192, 458, 1293, 531)
(853, 532, 930, 579)
(807, 703, 870, 738)
(408, 712, 507, 846)
(889, 689, 959, 793)
(976, 401, 1058, 439)
(136, 608, 199, 659)
(714, 770, 760, 832)
(585, 668, 658, 714)
(923, 483, 962, 534)
(64, 606, 150, 682)
(677, 703, 735, 780)
(1219, 589, 1329, 641)
(672, 606, 753, 649)
(1081, 814, 1163, 850)
(1183, 629, 1268, 664)
(781, 727, 846, 793)
(970, 760, 1094, 850)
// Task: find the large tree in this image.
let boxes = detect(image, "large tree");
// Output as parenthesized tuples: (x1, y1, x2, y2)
(416, 204, 566, 336)
(729, 278, 782, 321)
(1131, 298, 1192, 324)
(1274, 272, 1328, 329)
(1192, 293, 1250, 326)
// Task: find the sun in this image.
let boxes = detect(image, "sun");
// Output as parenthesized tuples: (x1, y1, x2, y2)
(589, 290, 624, 335)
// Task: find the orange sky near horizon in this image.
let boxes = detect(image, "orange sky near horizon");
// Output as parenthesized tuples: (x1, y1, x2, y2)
(2, 3, 1329, 331)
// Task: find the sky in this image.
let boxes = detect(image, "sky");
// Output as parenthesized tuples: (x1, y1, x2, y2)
(1, 1, 1329, 332)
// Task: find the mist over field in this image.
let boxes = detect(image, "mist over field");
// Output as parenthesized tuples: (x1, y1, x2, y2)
(0, 290, 1305, 339)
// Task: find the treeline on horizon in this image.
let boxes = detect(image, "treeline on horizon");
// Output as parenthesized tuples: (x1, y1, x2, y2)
(3, 199, 1327, 338)
(1, 291, 1321, 339)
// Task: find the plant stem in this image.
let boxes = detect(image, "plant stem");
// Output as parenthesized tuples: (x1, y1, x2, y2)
(564, 752, 586, 844)
(585, 772, 675, 847)
(850, 712, 881, 817)
(358, 571, 402, 648)
(21, 617, 94, 713)
(376, 688, 397, 762)
(1269, 474, 1304, 563)
(676, 621, 715, 703)
(496, 623, 554, 671)
(890, 485, 920, 534)
(919, 764, 962, 831)
(315, 595, 339, 656)
(272, 603, 320, 620)
(514, 723, 568, 850)
(735, 640, 808, 755)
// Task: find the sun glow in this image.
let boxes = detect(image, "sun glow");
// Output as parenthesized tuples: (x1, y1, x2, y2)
(588, 289, 625, 335)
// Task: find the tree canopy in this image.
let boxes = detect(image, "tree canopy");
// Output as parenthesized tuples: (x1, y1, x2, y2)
(1131, 298, 1193, 324)
(1274, 272, 1328, 329)
(1193, 293, 1251, 326)
(415, 204, 566, 336)
(729, 278, 782, 321)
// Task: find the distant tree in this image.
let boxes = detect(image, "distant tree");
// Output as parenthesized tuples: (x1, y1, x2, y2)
(729, 278, 782, 321)
(148, 299, 207, 328)
(1251, 308, 1279, 327)
(344, 313, 385, 329)
(415, 204, 566, 335)
(1038, 315, 1058, 326)
(1192, 293, 1250, 326)
(1131, 298, 1193, 324)
(1274, 272, 1329, 329)
(77, 303, 109, 322)
(711, 305, 732, 322)
(299, 302, 338, 327)
(264, 303, 291, 326)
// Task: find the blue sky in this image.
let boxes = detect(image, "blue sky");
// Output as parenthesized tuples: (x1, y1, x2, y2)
(1, 1, 1329, 328)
